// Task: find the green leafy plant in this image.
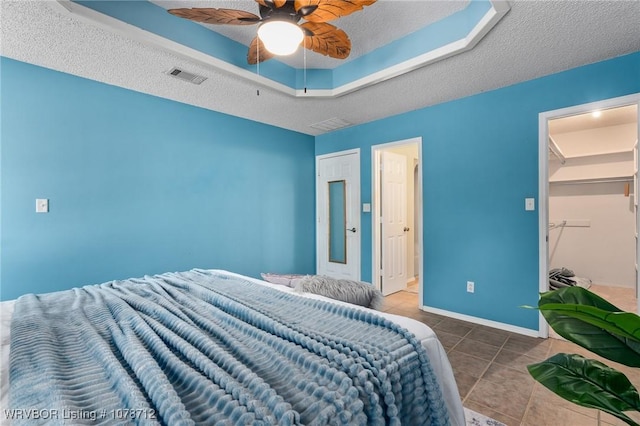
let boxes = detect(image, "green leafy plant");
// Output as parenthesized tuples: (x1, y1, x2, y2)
(528, 286, 640, 425)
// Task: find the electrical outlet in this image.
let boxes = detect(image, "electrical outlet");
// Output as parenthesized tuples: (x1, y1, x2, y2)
(467, 281, 475, 293)
(36, 198, 49, 213)
(525, 198, 535, 211)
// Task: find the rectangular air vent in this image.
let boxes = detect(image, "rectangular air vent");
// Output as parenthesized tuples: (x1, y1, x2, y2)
(309, 117, 353, 132)
(166, 67, 207, 85)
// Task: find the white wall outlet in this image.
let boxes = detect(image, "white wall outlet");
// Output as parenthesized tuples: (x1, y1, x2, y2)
(362, 203, 371, 212)
(36, 198, 49, 213)
(525, 198, 535, 211)
(467, 281, 474, 293)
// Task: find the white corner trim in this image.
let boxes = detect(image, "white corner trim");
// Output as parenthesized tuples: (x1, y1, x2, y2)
(329, 2, 510, 98)
(421, 305, 541, 338)
(51, 0, 510, 99)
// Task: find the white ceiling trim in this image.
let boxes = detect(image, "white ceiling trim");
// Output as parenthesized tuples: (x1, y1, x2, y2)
(52, 0, 510, 99)
(311, 0, 511, 98)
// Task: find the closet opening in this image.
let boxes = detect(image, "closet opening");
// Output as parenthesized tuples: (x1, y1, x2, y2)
(539, 94, 640, 337)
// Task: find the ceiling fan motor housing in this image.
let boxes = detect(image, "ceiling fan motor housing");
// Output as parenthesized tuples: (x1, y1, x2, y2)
(259, 3, 298, 23)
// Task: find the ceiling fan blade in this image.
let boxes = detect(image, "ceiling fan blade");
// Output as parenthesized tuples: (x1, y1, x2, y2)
(247, 36, 276, 64)
(255, 0, 287, 8)
(301, 22, 351, 59)
(295, 0, 376, 23)
(167, 8, 261, 25)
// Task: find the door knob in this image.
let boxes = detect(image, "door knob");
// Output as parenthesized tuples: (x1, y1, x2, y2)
(347, 227, 357, 233)
(404, 227, 410, 232)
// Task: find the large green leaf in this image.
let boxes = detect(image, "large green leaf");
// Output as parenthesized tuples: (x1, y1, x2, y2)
(528, 353, 640, 426)
(539, 287, 640, 367)
(540, 304, 640, 341)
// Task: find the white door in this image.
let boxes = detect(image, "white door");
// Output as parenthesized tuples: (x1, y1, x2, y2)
(381, 151, 408, 295)
(316, 151, 361, 280)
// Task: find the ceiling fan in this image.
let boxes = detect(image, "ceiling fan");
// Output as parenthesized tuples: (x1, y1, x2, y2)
(168, 0, 377, 64)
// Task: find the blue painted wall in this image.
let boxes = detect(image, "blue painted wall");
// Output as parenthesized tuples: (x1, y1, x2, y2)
(316, 52, 640, 330)
(0, 57, 316, 301)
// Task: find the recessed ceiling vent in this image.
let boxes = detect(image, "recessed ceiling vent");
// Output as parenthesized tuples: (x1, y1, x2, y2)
(166, 67, 207, 85)
(309, 117, 353, 132)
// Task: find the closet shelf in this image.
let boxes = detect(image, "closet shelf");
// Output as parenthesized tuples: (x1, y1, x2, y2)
(554, 149, 634, 161)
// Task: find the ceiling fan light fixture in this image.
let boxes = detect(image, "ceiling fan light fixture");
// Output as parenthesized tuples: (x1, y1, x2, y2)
(258, 21, 303, 56)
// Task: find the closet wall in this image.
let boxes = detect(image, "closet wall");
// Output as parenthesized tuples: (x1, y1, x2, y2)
(549, 121, 637, 288)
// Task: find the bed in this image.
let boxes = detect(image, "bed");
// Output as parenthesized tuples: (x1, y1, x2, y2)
(0, 269, 464, 425)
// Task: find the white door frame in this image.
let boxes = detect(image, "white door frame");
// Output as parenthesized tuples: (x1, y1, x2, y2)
(316, 148, 361, 280)
(372, 137, 423, 304)
(538, 93, 640, 337)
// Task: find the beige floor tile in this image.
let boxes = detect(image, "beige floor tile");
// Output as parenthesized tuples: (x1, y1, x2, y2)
(528, 382, 596, 418)
(493, 348, 542, 371)
(447, 350, 491, 377)
(600, 409, 640, 425)
(502, 335, 551, 360)
(452, 368, 478, 399)
(433, 318, 473, 337)
(466, 378, 532, 420)
(454, 338, 501, 361)
(463, 400, 521, 426)
(433, 329, 463, 351)
(522, 400, 597, 426)
(590, 284, 637, 313)
(466, 327, 510, 348)
(481, 362, 535, 391)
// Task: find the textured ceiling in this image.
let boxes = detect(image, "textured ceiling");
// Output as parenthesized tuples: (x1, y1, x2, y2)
(1, 1, 639, 136)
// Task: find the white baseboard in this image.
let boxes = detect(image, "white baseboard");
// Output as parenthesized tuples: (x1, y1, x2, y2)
(420, 305, 540, 338)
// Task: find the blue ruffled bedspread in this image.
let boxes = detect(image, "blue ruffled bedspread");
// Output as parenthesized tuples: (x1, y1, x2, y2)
(10, 269, 449, 425)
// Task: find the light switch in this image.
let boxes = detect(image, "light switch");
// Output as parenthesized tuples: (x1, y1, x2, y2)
(362, 203, 371, 213)
(36, 198, 49, 213)
(525, 198, 535, 211)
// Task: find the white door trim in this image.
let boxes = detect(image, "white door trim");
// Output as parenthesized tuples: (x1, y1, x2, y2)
(538, 93, 640, 337)
(316, 148, 361, 281)
(372, 137, 423, 304)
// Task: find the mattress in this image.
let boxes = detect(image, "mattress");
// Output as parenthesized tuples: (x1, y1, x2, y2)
(0, 270, 464, 425)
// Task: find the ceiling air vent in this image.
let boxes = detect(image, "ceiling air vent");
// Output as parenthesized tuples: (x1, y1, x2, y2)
(166, 67, 207, 85)
(309, 117, 353, 132)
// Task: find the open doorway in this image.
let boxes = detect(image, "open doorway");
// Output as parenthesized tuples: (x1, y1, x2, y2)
(372, 137, 422, 300)
(539, 94, 640, 337)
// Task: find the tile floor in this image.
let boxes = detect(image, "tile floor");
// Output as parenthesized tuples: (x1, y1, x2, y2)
(383, 289, 640, 426)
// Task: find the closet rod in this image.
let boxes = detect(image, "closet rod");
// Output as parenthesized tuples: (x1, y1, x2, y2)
(549, 220, 566, 230)
(550, 177, 633, 185)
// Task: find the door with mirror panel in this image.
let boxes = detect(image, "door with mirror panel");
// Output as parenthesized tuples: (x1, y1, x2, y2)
(316, 150, 361, 280)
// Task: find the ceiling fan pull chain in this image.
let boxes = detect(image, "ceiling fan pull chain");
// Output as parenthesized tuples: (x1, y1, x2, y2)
(257, 40, 260, 96)
(303, 38, 307, 94)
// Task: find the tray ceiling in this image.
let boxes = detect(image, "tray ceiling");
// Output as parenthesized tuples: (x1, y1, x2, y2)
(1, 1, 639, 135)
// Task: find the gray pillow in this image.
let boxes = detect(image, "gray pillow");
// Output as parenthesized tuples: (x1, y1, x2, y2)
(294, 275, 384, 310)
(260, 272, 308, 288)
